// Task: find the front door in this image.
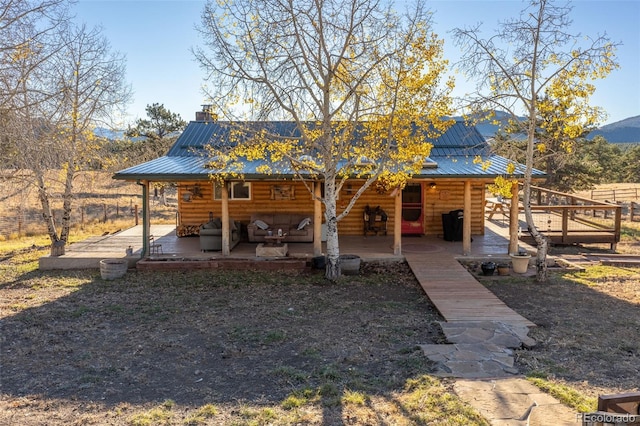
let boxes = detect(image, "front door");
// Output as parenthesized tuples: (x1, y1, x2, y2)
(402, 183, 423, 235)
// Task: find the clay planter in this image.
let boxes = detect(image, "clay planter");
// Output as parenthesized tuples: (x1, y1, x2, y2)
(510, 253, 531, 274)
(481, 261, 496, 276)
(497, 264, 510, 276)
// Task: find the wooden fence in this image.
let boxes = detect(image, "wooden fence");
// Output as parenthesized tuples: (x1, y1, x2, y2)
(590, 187, 639, 202)
(0, 203, 140, 239)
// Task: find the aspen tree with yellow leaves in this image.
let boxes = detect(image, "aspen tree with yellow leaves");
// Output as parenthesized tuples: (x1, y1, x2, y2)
(453, 0, 619, 282)
(194, 0, 454, 280)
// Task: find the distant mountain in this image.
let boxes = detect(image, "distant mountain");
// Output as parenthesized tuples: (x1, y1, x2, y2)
(457, 111, 640, 144)
(94, 127, 125, 140)
(93, 128, 182, 141)
(587, 116, 640, 144)
(454, 111, 526, 139)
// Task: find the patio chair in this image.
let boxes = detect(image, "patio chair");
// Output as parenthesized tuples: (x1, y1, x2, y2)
(363, 205, 388, 236)
(149, 236, 163, 255)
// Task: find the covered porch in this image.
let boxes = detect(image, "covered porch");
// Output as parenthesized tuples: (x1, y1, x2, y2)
(38, 219, 529, 271)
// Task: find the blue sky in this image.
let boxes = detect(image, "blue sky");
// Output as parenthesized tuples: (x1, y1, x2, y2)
(75, 0, 639, 127)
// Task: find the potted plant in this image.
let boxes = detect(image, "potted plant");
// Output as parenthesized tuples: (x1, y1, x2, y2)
(481, 261, 496, 276)
(497, 263, 510, 276)
(509, 250, 531, 274)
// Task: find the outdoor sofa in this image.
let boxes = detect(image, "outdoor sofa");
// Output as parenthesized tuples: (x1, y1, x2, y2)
(247, 213, 314, 243)
(199, 218, 241, 251)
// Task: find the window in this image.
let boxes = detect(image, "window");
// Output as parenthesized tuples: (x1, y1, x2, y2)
(213, 181, 252, 200)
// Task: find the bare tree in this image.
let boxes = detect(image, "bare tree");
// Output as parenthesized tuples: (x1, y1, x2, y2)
(453, 0, 618, 282)
(0, 0, 70, 111)
(194, 0, 453, 280)
(0, 0, 70, 173)
(4, 22, 131, 252)
(44, 23, 131, 248)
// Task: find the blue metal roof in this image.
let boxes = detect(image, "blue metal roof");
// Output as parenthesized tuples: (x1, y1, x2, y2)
(166, 121, 303, 157)
(113, 120, 543, 180)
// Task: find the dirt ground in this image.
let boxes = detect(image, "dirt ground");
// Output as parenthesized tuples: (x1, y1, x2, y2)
(0, 261, 452, 425)
(470, 243, 640, 399)
(1, 176, 639, 423)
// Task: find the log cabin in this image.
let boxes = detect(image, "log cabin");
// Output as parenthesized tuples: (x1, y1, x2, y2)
(113, 108, 543, 257)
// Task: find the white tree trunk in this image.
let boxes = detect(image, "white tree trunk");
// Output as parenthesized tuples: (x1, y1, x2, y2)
(323, 178, 341, 281)
(523, 116, 549, 282)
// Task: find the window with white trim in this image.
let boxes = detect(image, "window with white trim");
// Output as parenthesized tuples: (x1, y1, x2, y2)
(213, 181, 252, 200)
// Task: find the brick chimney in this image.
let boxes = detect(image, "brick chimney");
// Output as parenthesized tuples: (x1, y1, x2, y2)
(195, 104, 214, 121)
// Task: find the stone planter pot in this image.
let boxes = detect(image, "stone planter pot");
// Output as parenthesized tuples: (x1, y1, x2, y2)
(509, 253, 531, 274)
(339, 254, 361, 275)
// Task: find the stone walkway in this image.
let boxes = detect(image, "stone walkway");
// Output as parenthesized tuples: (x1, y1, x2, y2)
(404, 251, 536, 379)
(420, 320, 536, 378)
(454, 378, 578, 425)
(405, 251, 578, 425)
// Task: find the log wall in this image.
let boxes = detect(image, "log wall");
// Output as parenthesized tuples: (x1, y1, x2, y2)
(422, 181, 486, 236)
(176, 179, 488, 236)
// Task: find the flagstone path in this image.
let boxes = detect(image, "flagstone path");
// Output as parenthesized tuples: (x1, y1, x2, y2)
(404, 250, 578, 425)
(404, 250, 535, 378)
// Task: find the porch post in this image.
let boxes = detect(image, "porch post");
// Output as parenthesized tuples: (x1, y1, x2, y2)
(221, 180, 230, 256)
(393, 186, 402, 255)
(313, 182, 322, 256)
(463, 180, 472, 255)
(139, 179, 150, 257)
(509, 181, 520, 254)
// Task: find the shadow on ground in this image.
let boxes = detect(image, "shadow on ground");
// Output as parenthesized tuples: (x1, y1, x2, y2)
(0, 264, 445, 409)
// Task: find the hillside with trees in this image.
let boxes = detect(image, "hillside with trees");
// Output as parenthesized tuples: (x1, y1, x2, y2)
(587, 115, 640, 144)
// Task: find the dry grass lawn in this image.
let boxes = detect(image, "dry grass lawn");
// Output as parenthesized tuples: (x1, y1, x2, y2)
(483, 265, 639, 395)
(0, 253, 488, 425)
(1, 173, 639, 423)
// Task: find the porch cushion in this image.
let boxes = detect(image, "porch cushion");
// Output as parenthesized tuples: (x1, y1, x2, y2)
(199, 219, 241, 251)
(201, 218, 221, 229)
(297, 217, 311, 230)
(253, 219, 269, 230)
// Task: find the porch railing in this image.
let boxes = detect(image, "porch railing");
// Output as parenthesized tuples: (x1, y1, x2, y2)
(520, 185, 622, 248)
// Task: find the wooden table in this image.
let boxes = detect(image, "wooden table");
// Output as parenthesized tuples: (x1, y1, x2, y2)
(263, 234, 287, 246)
(257, 234, 289, 257)
(486, 197, 510, 220)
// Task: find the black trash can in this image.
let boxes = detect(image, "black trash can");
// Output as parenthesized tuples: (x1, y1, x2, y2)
(442, 209, 464, 241)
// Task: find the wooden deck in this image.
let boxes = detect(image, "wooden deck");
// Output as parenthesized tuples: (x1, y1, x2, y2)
(404, 251, 536, 328)
(40, 220, 533, 270)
